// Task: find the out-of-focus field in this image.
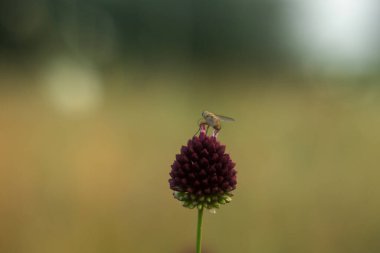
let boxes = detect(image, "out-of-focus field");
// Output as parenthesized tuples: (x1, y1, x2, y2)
(0, 69, 380, 253)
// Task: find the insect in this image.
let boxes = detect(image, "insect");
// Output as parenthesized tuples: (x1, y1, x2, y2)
(195, 111, 235, 136)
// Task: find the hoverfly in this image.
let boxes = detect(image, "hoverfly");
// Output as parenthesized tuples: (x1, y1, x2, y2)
(194, 110, 235, 136)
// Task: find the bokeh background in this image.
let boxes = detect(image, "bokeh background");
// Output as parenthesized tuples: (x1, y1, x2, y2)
(1, 0, 380, 252)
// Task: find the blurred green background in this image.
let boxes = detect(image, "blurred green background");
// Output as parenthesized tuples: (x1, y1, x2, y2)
(1, 0, 380, 253)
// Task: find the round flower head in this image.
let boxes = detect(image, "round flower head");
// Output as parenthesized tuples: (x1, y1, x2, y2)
(169, 125, 237, 210)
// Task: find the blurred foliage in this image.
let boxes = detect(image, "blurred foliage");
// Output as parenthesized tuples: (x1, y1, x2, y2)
(0, 0, 285, 63)
(1, 0, 379, 78)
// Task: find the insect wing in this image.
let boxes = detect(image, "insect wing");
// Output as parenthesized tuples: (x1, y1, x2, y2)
(215, 114, 235, 122)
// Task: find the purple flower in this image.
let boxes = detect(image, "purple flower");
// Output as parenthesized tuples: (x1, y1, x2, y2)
(169, 125, 237, 210)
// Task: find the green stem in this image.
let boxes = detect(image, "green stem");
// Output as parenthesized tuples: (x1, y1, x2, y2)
(196, 208, 204, 253)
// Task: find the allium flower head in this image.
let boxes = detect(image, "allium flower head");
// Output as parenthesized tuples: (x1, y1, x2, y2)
(169, 125, 237, 210)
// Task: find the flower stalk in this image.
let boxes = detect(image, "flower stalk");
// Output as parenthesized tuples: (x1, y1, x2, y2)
(196, 207, 203, 253)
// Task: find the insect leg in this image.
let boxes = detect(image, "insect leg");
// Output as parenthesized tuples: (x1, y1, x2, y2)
(212, 129, 220, 138)
(193, 128, 200, 137)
